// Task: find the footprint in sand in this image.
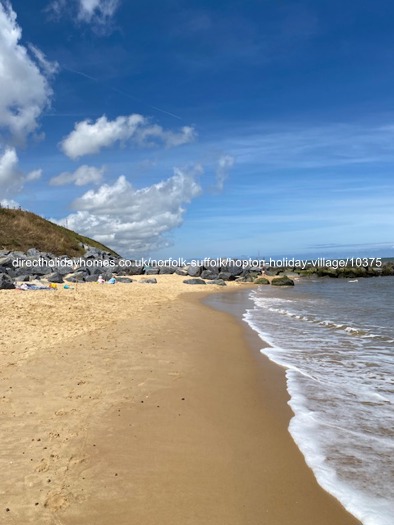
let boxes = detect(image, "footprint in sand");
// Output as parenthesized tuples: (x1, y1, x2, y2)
(44, 492, 69, 511)
(35, 459, 50, 472)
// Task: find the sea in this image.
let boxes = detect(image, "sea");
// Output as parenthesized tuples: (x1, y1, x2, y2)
(207, 276, 394, 525)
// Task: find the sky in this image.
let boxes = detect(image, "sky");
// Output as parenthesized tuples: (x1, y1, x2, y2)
(1, 0, 394, 259)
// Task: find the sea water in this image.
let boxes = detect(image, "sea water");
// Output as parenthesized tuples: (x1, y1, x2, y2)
(243, 276, 394, 525)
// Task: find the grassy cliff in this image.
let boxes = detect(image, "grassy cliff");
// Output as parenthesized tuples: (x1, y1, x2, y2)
(0, 208, 119, 257)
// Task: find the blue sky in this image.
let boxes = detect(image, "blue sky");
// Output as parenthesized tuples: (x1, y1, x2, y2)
(0, 0, 394, 259)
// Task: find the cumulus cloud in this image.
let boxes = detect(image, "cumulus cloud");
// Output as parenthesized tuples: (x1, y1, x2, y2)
(50, 165, 105, 186)
(215, 154, 235, 190)
(60, 114, 197, 159)
(47, 0, 120, 32)
(0, 147, 23, 197)
(0, 197, 20, 208)
(0, 147, 42, 198)
(0, 2, 56, 142)
(56, 164, 203, 255)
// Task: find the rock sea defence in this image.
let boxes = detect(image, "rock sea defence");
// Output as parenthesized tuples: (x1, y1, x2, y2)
(1, 247, 392, 290)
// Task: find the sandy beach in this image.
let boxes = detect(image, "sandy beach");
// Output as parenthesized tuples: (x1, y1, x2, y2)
(0, 276, 360, 524)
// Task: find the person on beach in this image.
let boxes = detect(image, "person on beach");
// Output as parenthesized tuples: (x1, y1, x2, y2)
(97, 275, 105, 284)
(107, 276, 116, 284)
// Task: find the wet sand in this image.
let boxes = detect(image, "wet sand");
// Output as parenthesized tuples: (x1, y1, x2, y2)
(0, 277, 360, 524)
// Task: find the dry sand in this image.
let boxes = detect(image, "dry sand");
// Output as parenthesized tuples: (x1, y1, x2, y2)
(0, 276, 360, 524)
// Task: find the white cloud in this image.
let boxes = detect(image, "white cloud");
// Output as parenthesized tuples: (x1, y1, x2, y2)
(0, 2, 56, 142)
(215, 154, 235, 190)
(136, 124, 196, 149)
(0, 147, 24, 197)
(0, 147, 42, 197)
(61, 115, 144, 158)
(28, 44, 59, 77)
(26, 169, 42, 182)
(50, 165, 105, 186)
(0, 197, 20, 208)
(61, 114, 197, 159)
(56, 164, 203, 255)
(47, 0, 120, 31)
(77, 0, 119, 24)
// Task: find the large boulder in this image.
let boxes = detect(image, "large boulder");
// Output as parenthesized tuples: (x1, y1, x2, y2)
(219, 261, 244, 277)
(15, 274, 31, 282)
(65, 273, 86, 282)
(31, 265, 53, 277)
(159, 266, 177, 274)
(0, 255, 15, 268)
(175, 268, 188, 276)
(144, 268, 160, 275)
(116, 277, 133, 283)
(120, 263, 144, 276)
(218, 271, 235, 281)
(0, 273, 15, 289)
(187, 265, 203, 277)
(271, 276, 294, 286)
(46, 272, 64, 283)
(210, 279, 226, 286)
(254, 277, 270, 285)
(201, 269, 219, 280)
(53, 264, 75, 276)
(317, 268, 338, 278)
(183, 278, 206, 285)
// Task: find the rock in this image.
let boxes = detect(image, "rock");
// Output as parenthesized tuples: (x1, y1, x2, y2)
(73, 266, 89, 275)
(120, 263, 144, 275)
(265, 268, 285, 276)
(31, 266, 53, 276)
(242, 269, 260, 280)
(218, 271, 235, 281)
(84, 247, 102, 258)
(140, 278, 157, 284)
(53, 264, 74, 276)
(0, 255, 15, 268)
(0, 273, 15, 289)
(15, 274, 31, 282)
(175, 268, 188, 276)
(219, 261, 244, 277)
(115, 277, 133, 283)
(254, 277, 270, 285)
(158, 266, 176, 274)
(210, 279, 226, 286)
(201, 269, 219, 280)
(144, 268, 160, 275)
(46, 273, 64, 283)
(183, 278, 206, 285)
(187, 265, 203, 277)
(26, 248, 40, 257)
(65, 273, 86, 282)
(271, 275, 294, 286)
(84, 275, 99, 283)
(317, 268, 338, 278)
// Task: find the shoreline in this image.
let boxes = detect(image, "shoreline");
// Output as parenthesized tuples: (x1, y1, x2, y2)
(0, 280, 360, 524)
